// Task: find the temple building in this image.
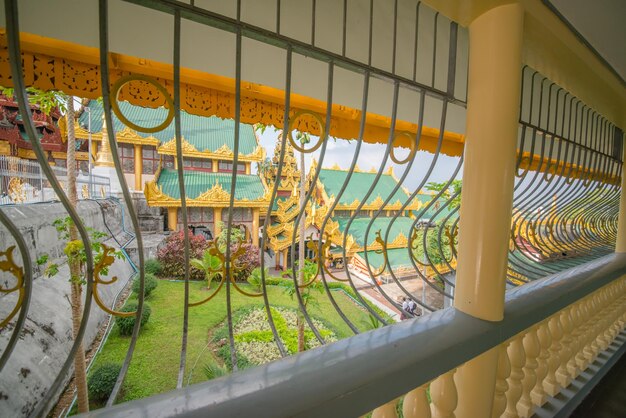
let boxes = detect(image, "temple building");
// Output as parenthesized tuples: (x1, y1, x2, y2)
(74, 100, 269, 244)
(264, 141, 454, 280)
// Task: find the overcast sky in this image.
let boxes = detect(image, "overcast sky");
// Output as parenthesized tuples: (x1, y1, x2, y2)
(256, 129, 463, 192)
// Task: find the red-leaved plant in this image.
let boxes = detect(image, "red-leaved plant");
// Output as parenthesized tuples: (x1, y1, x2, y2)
(157, 231, 210, 280)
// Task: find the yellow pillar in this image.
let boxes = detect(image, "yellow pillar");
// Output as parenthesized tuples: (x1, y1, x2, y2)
(134, 144, 142, 191)
(167, 207, 178, 232)
(453, 4, 524, 418)
(214, 207, 222, 239)
(245, 163, 251, 175)
(212, 160, 219, 173)
(252, 207, 260, 247)
(174, 156, 178, 170)
(617, 143, 626, 252)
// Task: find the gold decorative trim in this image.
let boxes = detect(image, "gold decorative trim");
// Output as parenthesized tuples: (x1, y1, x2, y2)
(0, 246, 25, 329)
(158, 138, 265, 162)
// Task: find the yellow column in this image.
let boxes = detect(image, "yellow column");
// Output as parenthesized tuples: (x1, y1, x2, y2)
(167, 207, 178, 232)
(252, 207, 260, 247)
(453, 4, 524, 418)
(212, 160, 219, 172)
(617, 144, 626, 252)
(134, 144, 142, 191)
(174, 156, 178, 170)
(245, 163, 251, 175)
(214, 207, 222, 239)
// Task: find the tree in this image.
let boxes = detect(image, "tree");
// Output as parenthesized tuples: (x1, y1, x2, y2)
(425, 180, 462, 209)
(282, 259, 322, 352)
(8, 87, 94, 412)
(190, 251, 222, 290)
(295, 131, 310, 352)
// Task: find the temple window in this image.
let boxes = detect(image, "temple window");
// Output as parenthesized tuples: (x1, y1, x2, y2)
(355, 210, 369, 217)
(163, 154, 175, 169)
(53, 158, 66, 168)
(177, 207, 214, 226)
(142, 146, 159, 174)
(118, 143, 134, 173)
(334, 210, 351, 217)
(182, 157, 212, 172)
(218, 160, 246, 173)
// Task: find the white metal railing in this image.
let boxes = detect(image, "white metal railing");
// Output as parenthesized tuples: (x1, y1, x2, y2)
(0, 155, 110, 204)
(82, 254, 626, 418)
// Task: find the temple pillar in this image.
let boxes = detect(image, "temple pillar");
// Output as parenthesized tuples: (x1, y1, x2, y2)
(212, 160, 219, 172)
(252, 208, 260, 247)
(617, 142, 626, 252)
(453, 4, 524, 418)
(167, 207, 178, 232)
(214, 207, 222, 239)
(134, 144, 142, 191)
(245, 163, 251, 175)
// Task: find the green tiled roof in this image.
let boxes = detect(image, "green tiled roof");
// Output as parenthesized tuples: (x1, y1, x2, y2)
(356, 248, 415, 270)
(318, 169, 410, 206)
(412, 193, 457, 221)
(157, 169, 266, 200)
(335, 216, 415, 247)
(79, 100, 258, 154)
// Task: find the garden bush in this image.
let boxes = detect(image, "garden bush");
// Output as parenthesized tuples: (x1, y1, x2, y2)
(144, 258, 163, 276)
(157, 231, 209, 280)
(233, 243, 260, 281)
(132, 273, 158, 298)
(115, 302, 152, 336)
(88, 363, 122, 402)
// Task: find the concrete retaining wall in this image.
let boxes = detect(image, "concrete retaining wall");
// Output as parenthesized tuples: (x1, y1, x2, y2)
(0, 199, 135, 417)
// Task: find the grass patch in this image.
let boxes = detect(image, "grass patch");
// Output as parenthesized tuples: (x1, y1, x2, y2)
(89, 279, 376, 404)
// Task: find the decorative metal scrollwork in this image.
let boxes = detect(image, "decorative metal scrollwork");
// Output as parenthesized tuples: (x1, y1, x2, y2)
(287, 110, 326, 154)
(390, 132, 417, 165)
(92, 244, 135, 318)
(0, 246, 25, 328)
(110, 74, 175, 134)
(189, 237, 263, 307)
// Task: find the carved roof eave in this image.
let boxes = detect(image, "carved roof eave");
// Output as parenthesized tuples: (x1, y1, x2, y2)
(158, 137, 264, 162)
(74, 123, 160, 146)
(332, 197, 421, 211)
(144, 180, 271, 208)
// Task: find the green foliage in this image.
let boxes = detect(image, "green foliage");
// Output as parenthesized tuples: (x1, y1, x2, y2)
(411, 223, 454, 267)
(87, 281, 372, 402)
(282, 260, 323, 308)
(132, 273, 158, 298)
(40, 217, 120, 284)
(217, 345, 252, 371)
(190, 250, 222, 289)
(215, 221, 245, 251)
(87, 363, 122, 402)
(115, 303, 152, 336)
(203, 363, 228, 380)
(425, 180, 462, 209)
(361, 314, 383, 330)
(144, 259, 163, 276)
(0, 86, 68, 115)
(246, 267, 282, 292)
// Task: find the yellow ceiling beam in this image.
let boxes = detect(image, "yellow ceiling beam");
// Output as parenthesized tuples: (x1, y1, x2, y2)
(0, 30, 465, 157)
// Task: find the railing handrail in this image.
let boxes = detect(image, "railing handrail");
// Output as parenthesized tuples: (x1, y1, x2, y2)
(82, 253, 626, 418)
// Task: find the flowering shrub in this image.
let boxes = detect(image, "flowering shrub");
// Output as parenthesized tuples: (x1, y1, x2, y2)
(233, 243, 260, 281)
(157, 231, 209, 280)
(214, 306, 337, 368)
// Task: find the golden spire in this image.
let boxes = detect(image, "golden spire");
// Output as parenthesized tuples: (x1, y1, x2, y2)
(95, 115, 115, 167)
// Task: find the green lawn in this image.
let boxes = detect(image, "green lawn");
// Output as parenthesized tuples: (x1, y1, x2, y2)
(89, 279, 374, 403)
